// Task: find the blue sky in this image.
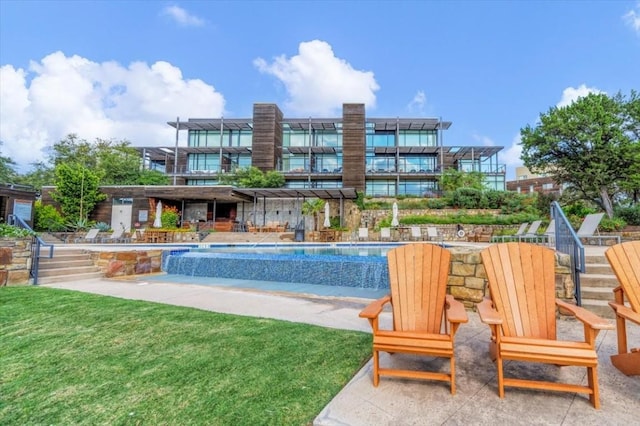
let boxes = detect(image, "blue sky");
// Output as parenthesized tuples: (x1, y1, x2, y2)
(1, 1, 638, 179)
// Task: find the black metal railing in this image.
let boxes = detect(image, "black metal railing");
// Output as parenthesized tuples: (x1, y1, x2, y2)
(550, 201, 585, 305)
(8, 215, 54, 285)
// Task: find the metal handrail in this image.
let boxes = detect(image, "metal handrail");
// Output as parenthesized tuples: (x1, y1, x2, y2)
(550, 202, 585, 305)
(8, 215, 54, 285)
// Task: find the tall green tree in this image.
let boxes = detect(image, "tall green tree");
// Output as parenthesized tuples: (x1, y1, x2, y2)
(520, 91, 640, 218)
(16, 161, 55, 191)
(439, 168, 485, 192)
(50, 163, 106, 223)
(218, 166, 284, 188)
(0, 142, 18, 183)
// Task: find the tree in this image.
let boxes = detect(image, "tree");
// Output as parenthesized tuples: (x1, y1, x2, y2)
(16, 161, 55, 191)
(0, 142, 17, 183)
(521, 91, 640, 218)
(50, 163, 106, 223)
(439, 168, 485, 192)
(218, 166, 284, 188)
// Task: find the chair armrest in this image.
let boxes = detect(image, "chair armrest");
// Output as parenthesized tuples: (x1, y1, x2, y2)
(608, 302, 640, 325)
(445, 294, 468, 323)
(477, 298, 502, 325)
(359, 295, 391, 319)
(556, 299, 614, 330)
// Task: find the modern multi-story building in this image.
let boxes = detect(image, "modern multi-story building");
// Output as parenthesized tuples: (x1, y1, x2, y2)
(506, 166, 562, 195)
(138, 103, 505, 197)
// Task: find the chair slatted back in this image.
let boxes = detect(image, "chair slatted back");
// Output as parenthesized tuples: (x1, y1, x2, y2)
(525, 220, 542, 235)
(86, 228, 100, 239)
(606, 241, 640, 313)
(481, 243, 557, 339)
(387, 244, 451, 334)
(576, 213, 605, 237)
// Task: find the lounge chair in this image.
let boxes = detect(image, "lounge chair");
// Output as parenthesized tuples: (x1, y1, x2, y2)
(478, 242, 613, 408)
(494, 222, 528, 242)
(380, 227, 391, 241)
(410, 226, 422, 241)
(358, 227, 369, 241)
(576, 213, 621, 245)
(359, 244, 468, 393)
(516, 220, 542, 241)
(606, 241, 640, 376)
(74, 228, 100, 243)
(100, 229, 130, 243)
(426, 226, 443, 244)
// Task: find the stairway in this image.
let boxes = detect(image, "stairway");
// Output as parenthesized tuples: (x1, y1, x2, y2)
(580, 254, 619, 319)
(36, 249, 103, 284)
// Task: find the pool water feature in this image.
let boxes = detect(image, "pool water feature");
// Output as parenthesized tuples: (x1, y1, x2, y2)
(164, 244, 397, 291)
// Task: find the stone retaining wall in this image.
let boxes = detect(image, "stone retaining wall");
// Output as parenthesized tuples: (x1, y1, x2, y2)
(91, 250, 164, 278)
(0, 237, 32, 285)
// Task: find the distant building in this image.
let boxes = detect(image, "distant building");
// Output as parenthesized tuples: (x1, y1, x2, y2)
(506, 166, 562, 195)
(138, 103, 506, 197)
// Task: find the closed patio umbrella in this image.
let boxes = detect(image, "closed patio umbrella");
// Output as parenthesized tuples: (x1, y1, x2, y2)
(153, 201, 163, 228)
(323, 202, 330, 228)
(391, 202, 399, 227)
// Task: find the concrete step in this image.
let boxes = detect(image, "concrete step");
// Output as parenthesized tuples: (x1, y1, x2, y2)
(37, 271, 104, 285)
(38, 265, 101, 277)
(580, 273, 619, 288)
(39, 259, 95, 269)
(581, 286, 615, 301)
(584, 263, 614, 274)
(580, 299, 615, 319)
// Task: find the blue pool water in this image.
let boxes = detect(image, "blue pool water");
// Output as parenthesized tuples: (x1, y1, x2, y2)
(163, 244, 398, 293)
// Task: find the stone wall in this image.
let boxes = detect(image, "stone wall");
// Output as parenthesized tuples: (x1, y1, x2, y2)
(446, 246, 574, 308)
(91, 250, 163, 278)
(0, 237, 32, 285)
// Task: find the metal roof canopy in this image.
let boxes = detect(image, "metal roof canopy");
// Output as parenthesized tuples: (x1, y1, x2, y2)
(233, 187, 358, 200)
(369, 118, 452, 131)
(167, 118, 253, 131)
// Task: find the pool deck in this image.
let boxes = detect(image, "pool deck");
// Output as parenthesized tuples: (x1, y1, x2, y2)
(42, 242, 640, 426)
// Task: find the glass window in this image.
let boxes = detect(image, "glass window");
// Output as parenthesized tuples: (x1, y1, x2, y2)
(366, 181, 396, 197)
(398, 180, 439, 197)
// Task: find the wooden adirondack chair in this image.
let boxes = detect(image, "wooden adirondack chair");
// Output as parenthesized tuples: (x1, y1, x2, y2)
(478, 242, 613, 408)
(359, 244, 468, 393)
(605, 241, 640, 376)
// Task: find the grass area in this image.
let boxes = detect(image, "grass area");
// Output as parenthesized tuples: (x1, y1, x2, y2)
(0, 287, 371, 425)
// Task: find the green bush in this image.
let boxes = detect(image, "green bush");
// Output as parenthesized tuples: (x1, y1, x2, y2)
(449, 188, 484, 209)
(161, 210, 180, 229)
(615, 204, 640, 226)
(0, 224, 35, 238)
(599, 217, 626, 232)
(33, 201, 66, 232)
(94, 222, 111, 231)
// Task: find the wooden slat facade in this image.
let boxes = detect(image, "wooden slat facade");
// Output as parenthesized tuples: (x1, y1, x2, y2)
(251, 103, 283, 172)
(342, 103, 366, 191)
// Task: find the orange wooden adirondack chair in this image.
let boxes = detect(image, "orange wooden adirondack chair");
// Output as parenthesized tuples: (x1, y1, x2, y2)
(478, 242, 613, 408)
(606, 241, 640, 376)
(359, 244, 468, 394)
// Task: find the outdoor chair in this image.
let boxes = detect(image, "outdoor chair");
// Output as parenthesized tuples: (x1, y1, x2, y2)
(358, 227, 369, 241)
(359, 244, 468, 393)
(426, 226, 443, 244)
(380, 227, 391, 242)
(606, 241, 640, 376)
(478, 242, 613, 408)
(74, 228, 100, 244)
(101, 229, 130, 243)
(517, 220, 542, 242)
(493, 222, 528, 242)
(410, 226, 422, 241)
(576, 213, 621, 245)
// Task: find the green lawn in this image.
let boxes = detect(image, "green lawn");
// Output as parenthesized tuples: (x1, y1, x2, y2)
(0, 287, 371, 425)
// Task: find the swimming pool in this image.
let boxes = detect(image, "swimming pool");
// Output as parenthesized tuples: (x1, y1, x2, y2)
(164, 244, 399, 292)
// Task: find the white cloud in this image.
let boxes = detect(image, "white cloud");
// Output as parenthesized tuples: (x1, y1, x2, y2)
(0, 51, 224, 171)
(501, 134, 524, 173)
(472, 133, 495, 146)
(556, 84, 603, 108)
(623, 3, 640, 34)
(407, 91, 427, 114)
(161, 5, 205, 27)
(254, 40, 379, 116)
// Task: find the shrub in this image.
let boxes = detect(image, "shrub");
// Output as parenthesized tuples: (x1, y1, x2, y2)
(33, 201, 66, 232)
(94, 222, 111, 231)
(599, 217, 626, 232)
(161, 206, 180, 229)
(0, 224, 35, 238)
(615, 204, 640, 226)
